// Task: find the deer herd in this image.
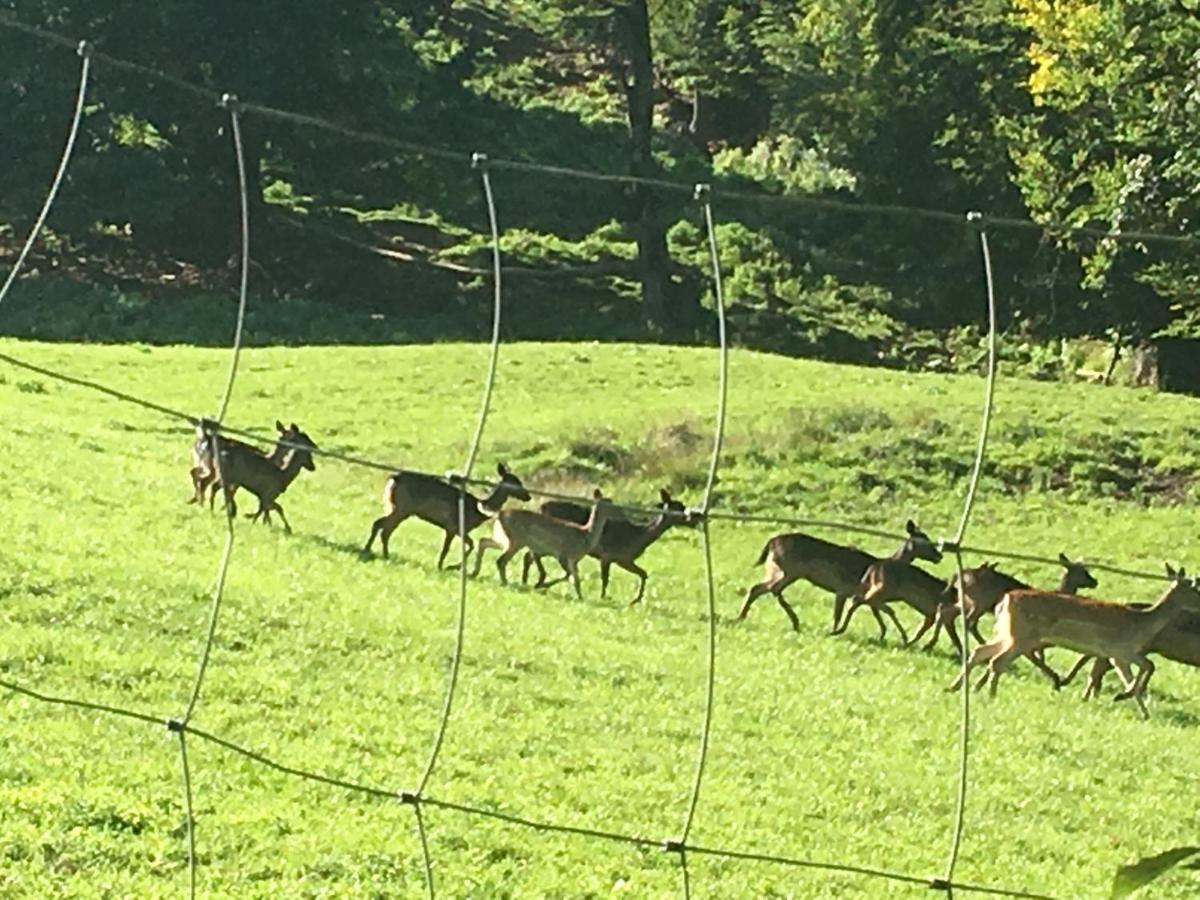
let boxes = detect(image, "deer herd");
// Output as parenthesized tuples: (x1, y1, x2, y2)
(188, 422, 1200, 719)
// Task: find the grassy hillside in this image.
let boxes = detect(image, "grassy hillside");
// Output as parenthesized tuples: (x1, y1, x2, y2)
(2, 338, 1199, 898)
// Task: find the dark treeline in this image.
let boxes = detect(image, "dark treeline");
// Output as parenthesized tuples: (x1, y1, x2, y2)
(1, 1, 1198, 361)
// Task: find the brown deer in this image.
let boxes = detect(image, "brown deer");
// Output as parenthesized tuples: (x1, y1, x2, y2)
(946, 564, 1200, 718)
(739, 519, 943, 633)
(838, 558, 962, 652)
(214, 425, 318, 534)
(947, 554, 1098, 644)
(472, 488, 615, 600)
(520, 488, 697, 605)
(362, 463, 531, 567)
(1059, 606, 1200, 701)
(189, 420, 295, 508)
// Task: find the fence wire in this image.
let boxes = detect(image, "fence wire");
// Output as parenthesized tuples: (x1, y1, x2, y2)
(2, 16, 1189, 899)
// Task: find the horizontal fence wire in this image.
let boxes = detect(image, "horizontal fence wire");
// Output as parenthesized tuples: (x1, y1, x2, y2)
(0, 675, 1059, 898)
(0, 343, 1177, 587)
(0, 13, 1197, 250)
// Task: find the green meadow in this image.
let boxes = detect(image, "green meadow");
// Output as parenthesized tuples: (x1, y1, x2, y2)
(1, 338, 1198, 898)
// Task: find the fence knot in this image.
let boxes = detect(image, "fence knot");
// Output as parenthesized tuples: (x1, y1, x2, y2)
(76, 40, 91, 58)
(937, 537, 961, 555)
(219, 92, 242, 112)
(471, 152, 489, 170)
(399, 791, 420, 806)
(928, 876, 953, 892)
(693, 183, 711, 202)
(965, 210, 985, 229)
(166, 718, 185, 734)
(661, 838, 685, 854)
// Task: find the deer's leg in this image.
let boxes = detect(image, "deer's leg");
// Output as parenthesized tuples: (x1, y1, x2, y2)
(600, 560, 612, 598)
(985, 644, 1022, 696)
(947, 639, 1004, 692)
(738, 581, 774, 621)
(874, 603, 909, 645)
(967, 613, 987, 646)
(1024, 649, 1062, 690)
(773, 593, 800, 632)
(569, 559, 583, 601)
(270, 503, 292, 534)
(1058, 654, 1091, 690)
(908, 611, 937, 649)
(533, 556, 551, 588)
(495, 548, 518, 585)
(521, 552, 535, 585)
(471, 537, 500, 577)
(188, 466, 208, 504)
(941, 612, 963, 656)
(614, 560, 649, 606)
(1081, 657, 1110, 701)
(1112, 657, 1151, 719)
(831, 591, 852, 633)
(832, 598, 863, 636)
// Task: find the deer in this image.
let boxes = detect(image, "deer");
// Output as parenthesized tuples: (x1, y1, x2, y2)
(836, 558, 961, 651)
(929, 554, 1100, 686)
(520, 488, 697, 605)
(946, 564, 1200, 719)
(472, 488, 615, 600)
(362, 463, 531, 567)
(947, 554, 1098, 644)
(189, 420, 295, 508)
(213, 425, 318, 534)
(1058, 606, 1200, 701)
(739, 519, 943, 633)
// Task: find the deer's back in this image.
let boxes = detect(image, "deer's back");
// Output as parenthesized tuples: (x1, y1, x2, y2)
(767, 533, 875, 593)
(864, 560, 947, 611)
(499, 509, 591, 558)
(958, 566, 1027, 614)
(389, 472, 484, 530)
(1003, 590, 1183, 656)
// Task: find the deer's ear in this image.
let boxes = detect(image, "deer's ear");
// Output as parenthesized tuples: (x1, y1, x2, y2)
(276, 420, 286, 432)
(593, 488, 603, 499)
(291, 422, 299, 431)
(1058, 552, 1071, 567)
(497, 462, 509, 476)
(660, 488, 671, 503)
(906, 519, 918, 535)
(1166, 562, 1178, 579)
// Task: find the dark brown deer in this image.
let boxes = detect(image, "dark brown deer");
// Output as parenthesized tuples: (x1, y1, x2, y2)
(947, 564, 1200, 719)
(472, 489, 616, 600)
(362, 463, 531, 567)
(947, 554, 1098, 643)
(739, 520, 943, 633)
(838, 558, 963, 652)
(1059, 605, 1200, 702)
(214, 425, 318, 534)
(520, 488, 697, 604)
(189, 420, 295, 508)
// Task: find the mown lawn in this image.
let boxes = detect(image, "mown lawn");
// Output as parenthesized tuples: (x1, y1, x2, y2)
(1, 338, 1198, 898)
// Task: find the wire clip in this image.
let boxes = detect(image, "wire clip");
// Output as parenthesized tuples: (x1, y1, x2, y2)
(399, 791, 420, 806)
(694, 183, 711, 202)
(76, 40, 91, 58)
(965, 210, 985, 228)
(166, 718, 185, 733)
(219, 92, 242, 112)
(472, 152, 489, 170)
(928, 876, 952, 892)
(661, 838, 685, 854)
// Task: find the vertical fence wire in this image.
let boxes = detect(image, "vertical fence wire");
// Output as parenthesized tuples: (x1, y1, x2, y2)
(411, 154, 504, 898)
(175, 729, 198, 900)
(0, 41, 90, 308)
(674, 185, 729, 899)
(175, 94, 254, 896)
(944, 217, 997, 885)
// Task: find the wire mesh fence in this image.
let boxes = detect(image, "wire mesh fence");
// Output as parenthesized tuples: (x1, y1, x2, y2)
(1, 16, 1190, 898)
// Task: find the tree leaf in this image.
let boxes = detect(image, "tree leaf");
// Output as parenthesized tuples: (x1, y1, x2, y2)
(1111, 846, 1200, 898)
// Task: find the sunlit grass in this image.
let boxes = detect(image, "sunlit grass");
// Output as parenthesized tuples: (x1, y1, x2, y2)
(1, 338, 1198, 897)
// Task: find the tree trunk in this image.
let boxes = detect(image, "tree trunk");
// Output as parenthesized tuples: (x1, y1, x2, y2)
(623, 0, 672, 334)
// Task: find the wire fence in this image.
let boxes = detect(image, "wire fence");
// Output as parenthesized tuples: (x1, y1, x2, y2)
(1, 16, 1189, 898)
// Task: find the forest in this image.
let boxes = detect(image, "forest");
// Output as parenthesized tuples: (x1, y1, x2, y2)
(2, 1, 1199, 365)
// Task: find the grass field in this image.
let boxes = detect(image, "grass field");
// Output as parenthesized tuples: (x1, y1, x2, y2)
(2, 337, 1199, 898)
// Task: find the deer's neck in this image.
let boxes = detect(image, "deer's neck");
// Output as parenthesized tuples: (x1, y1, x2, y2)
(582, 507, 610, 552)
(891, 543, 914, 564)
(629, 513, 674, 555)
(279, 455, 307, 490)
